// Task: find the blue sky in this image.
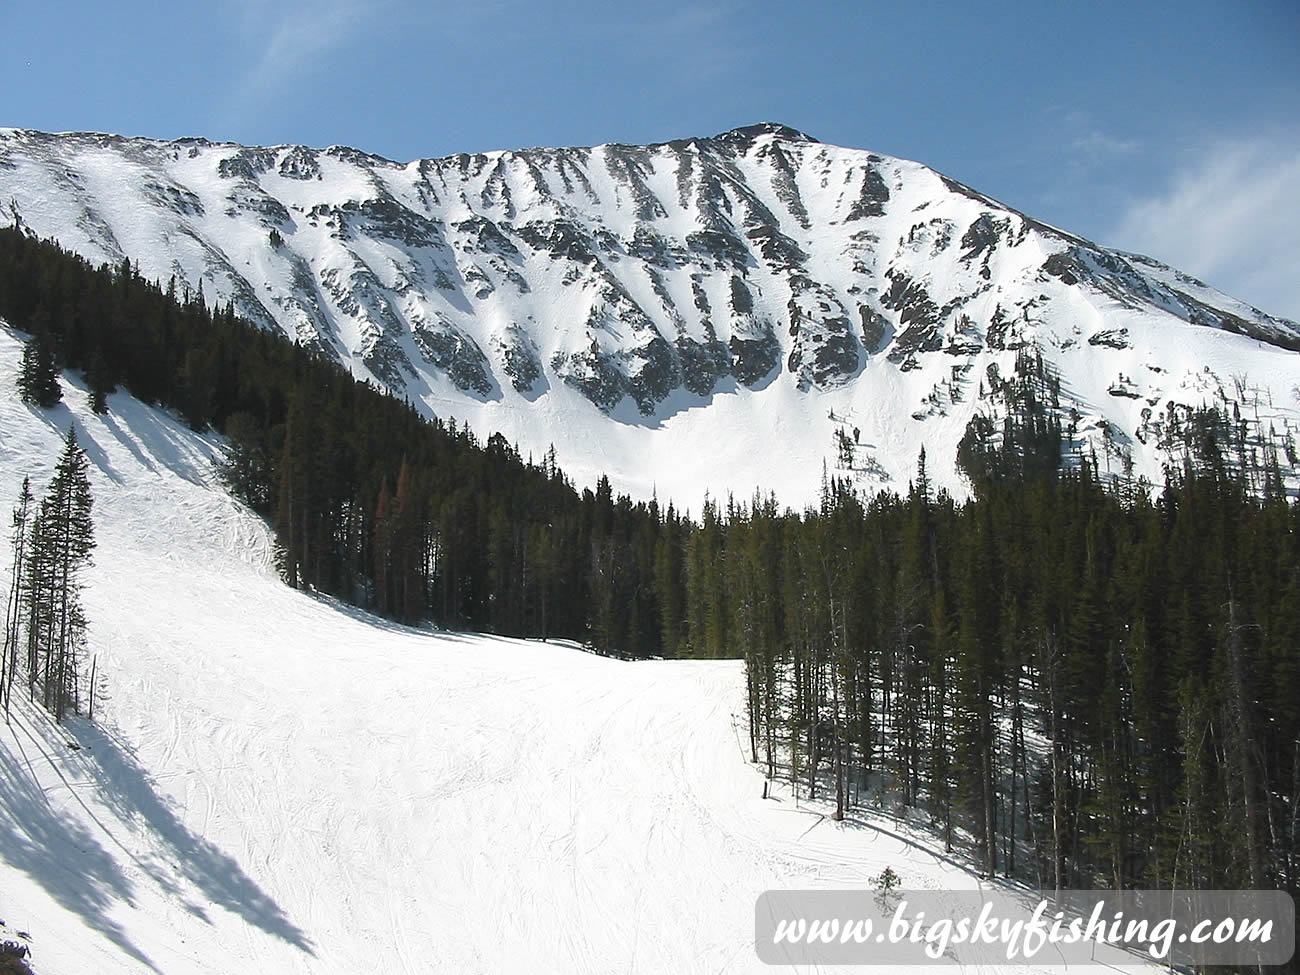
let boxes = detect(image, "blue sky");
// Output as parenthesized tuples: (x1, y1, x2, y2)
(5, 0, 1299, 319)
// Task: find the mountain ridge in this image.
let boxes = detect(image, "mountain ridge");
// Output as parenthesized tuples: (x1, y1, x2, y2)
(2, 123, 1298, 505)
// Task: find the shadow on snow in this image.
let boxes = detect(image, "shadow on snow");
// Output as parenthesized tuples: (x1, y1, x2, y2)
(1, 705, 160, 972)
(1, 700, 315, 962)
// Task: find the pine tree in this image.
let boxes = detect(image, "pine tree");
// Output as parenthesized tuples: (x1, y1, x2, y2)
(24, 427, 96, 722)
(2, 477, 33, 719)
(927, 587, 956, 850)
(17, 331, 61, 408)
(372, 479, 394, 615)
(85, 343, 112, 415)
(653, 505, 686, 656)
(214, 412, 274, 513)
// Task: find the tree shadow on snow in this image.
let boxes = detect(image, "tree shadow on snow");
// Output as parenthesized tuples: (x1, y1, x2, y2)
(0, 709, 160, 972)
(19, 377, 220, 491)
(66, 717, 316, 956)
(766, 760, 980, 878)
(95, 396, 221, 486)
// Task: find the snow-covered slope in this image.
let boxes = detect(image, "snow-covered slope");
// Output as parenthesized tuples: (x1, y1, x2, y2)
(0, 331, 1167, 973)
(3, 124, 1298, 506)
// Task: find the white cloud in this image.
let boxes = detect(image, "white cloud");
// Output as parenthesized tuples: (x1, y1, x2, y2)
(1071, 129, 1140, 159)
(1108, 135, 1300, 322)
(1059, 110, 1141, 162)
(218, 0, 386, 133)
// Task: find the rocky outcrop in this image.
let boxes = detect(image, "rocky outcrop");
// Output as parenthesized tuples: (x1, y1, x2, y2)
(1, 121, 1296, 432)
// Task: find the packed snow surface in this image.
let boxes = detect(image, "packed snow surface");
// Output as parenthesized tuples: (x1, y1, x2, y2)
(0, 329, 1159, 973)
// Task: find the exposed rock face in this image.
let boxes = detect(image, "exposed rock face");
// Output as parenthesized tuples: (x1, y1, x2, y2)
(2, 122, 1299, 497)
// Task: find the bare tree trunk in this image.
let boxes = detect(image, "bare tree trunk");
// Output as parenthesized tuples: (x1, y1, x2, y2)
(982, 679, 997, 877)
(2, 487, 28, 719)
(56, 513, 72, 723)
(1009, 669, 1022, 876)
(1045, 632, 1065, 895)
(1224, 596, 1264, 888)
(833, 660, 845, 821)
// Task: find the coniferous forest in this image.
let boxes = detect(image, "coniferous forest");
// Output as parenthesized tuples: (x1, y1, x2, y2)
(0, 224, 1296, 899)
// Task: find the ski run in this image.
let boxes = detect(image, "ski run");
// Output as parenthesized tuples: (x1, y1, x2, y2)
(1, 326, 1170, 972)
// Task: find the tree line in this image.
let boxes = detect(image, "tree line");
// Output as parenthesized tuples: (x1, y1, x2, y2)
(0, 225, 1295, 896)
(737, 456, 1297, 896)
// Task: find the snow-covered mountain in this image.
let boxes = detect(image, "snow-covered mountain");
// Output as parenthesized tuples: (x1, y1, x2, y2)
(3, 123, 1299, 504)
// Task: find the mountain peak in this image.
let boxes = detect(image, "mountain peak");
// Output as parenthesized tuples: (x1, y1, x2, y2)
(709, 122, 818, 150)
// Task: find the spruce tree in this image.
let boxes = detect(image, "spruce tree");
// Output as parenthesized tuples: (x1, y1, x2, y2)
(17, 331, 61, 408)
(25, 427, 96, 722)
(86, 348, 112, 415)
(2, 477, 33, 719)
